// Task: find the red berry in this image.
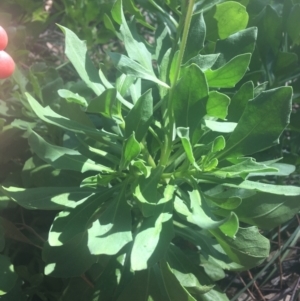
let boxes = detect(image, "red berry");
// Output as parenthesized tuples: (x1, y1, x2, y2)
(0, 26, 8, 50)
(0, 50, 15, 79)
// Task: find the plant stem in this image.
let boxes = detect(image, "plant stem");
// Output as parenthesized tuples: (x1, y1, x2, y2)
(172, 0, 195, 87)
(160, 0, 195, 167)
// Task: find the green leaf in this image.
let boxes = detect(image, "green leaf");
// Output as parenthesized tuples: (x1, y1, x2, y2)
(211, 136, 226, 153)
(213, 27, 257, 68)
(57, 89, 88, 107)
(274, 51, 298, 76)
(205, 120, 237, 133)
(210, 227, 270, 268)
(225, 192, 300, 229)
(28, 131, 112, 173)
(256, 5, 282, 54)
(58, 25, 104, 95)
(115, 0, 153, 70)
(224, 180, 300, 196)
(287, 4, 300, 45)
(117, 269, 161, 301)
(26, 93, 115, 142)
(174, 189, 238, 237)
(123, 0, 155, 30)
(99, 69, 133, 109)
(218, 87, 292, 159)
(48, 188, 115, 246)
(183, 12, 206, 63)
(184, 54, 220, 71)
(227, 81, 254, 122)
(0, 255, 18, 295)
(120, 133, 141, 170)
(133, 166, 165, 217)
(167, 245, 214, 294)
(43, 233, 97, 278)
(206, 91, 230, 120)
(1, 186, 96, 210)
(247, 162, 295, 178)
(173, 64, 208, 138)
(109, 52, 170, 88)
(176, 127, 198, 168)
(174, 224, 242, 271)
(87, 88, 121, 120)
(204, 2, 249, 41)
(132, 160, 152, 178)
(159, 261, 197, 301)
(131, 196, 174, 271)
(205, 54, 251, 88)
(205, 194, 242, 210)
(87, 191, 133, 255)
(116, 74, 136, 97)
(125, 89, 153, 142)
(212, 158, 278, 179)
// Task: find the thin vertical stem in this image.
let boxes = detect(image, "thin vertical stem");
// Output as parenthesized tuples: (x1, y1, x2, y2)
(160, 0, 195, 166)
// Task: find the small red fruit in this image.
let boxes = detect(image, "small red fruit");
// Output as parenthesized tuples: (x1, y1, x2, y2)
(0, 50, 15, 79)
(0, 26, 8, 50)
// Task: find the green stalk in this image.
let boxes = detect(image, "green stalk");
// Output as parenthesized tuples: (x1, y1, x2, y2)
(160, 0, 195, 166)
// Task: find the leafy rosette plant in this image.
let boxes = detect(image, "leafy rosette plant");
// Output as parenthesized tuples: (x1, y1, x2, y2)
(2, 1, 300, 300)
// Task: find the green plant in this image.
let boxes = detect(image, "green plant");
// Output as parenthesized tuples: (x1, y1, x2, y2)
(1, 1, 300, 300)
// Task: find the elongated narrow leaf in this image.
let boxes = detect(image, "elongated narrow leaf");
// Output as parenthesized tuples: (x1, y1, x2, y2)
(134, 166, 165, 217)
(159, 261, 196, 301)
(125, 89, 153, 141)
(1, 186, 96, 210)
(26, 93, 114, 141)
(0, 255, 18, 295)
(212, 158, 278, 179)
(118, 1, 153, 70)
(210, 227, 270, 268)
(219, 87, 292, 158)
(116, 74, 136, 96)
(224, 180, 300, 196)
(206, 91, 230, 120)
(120, 133, 141, 170)
(28, 131, 112, 173)
(183, 12, 206, 63)
(43, 233, 97, 278)
(176, 127, 197, 168)
(58, 25, 104, 96)
(109, 52, 169, 88)
(131, 200, 174, 271)
(87, 192, 132, 255)
(48, 188, 115, 246)
(205, 54, 251, 88)
(173, 64, 208, 138)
